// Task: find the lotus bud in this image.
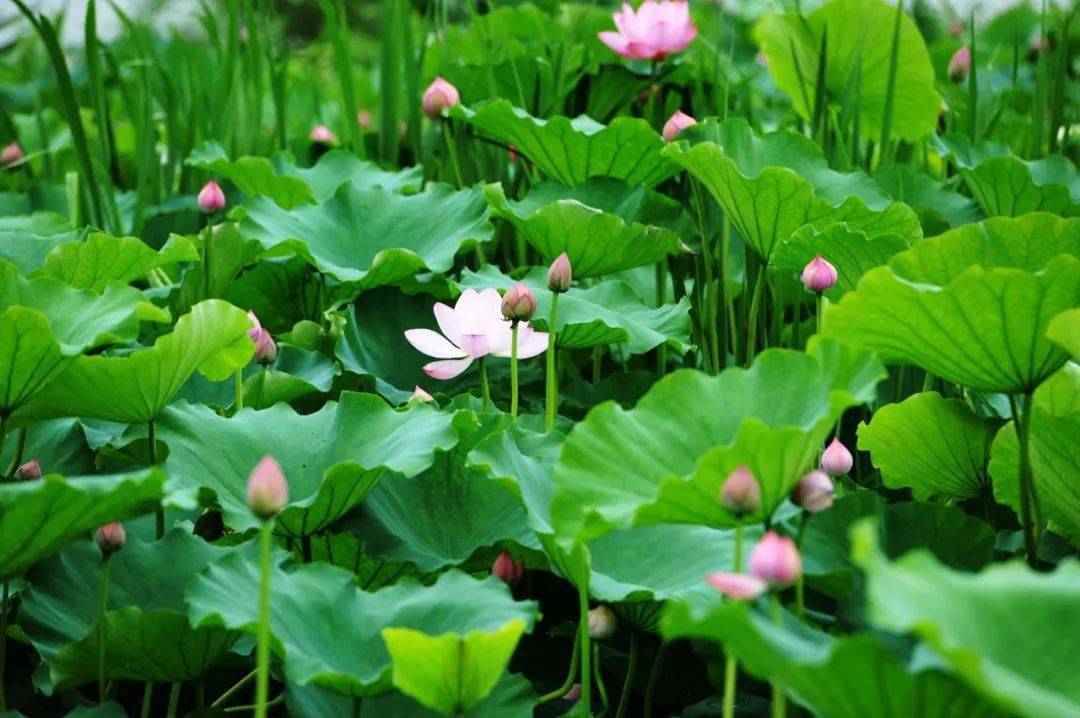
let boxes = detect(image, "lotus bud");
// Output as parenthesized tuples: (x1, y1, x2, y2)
(720, 465, 761, 517)
(791, 470, 835, 513)
(357, 109, 373, 130)
(564, 684, 582, 702)
(197, 180, 226, 213)
(15, 459, 42, 481)
(422, 76, 461, 119)
(96, 522, 126, 556)
(547, 252, 572, 293)
(748, 531, 801, 587)
(409, 386, 434, 403)
(587, 605, 618, 639)
(310, 124, 336, 144)
(247, 311, 277, 365)
(801, 254, 837, 293)
(1030, 33, 1050, 54)
(820, 438, 853, 476)
(948, 45, 971, 82)
(662, 110, 696, 142)
(501, 284, 537, 322)
(947, 19, 964, 38)
(246, 456, 289, 520)
(491, 550, 525, 586)
(0, 142, 24, 166)
(706, 572, 766, 600)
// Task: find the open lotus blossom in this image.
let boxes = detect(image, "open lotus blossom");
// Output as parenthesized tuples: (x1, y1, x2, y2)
(706, 572, 767, 600)
(949, 45, 971, 82)
(404, 288, 548, 380)
(821, 437, 853, 476)
(598, 0, 697, 61)
(0, 142, 24, 166)
(662, 110, 696, 142)
(310, 124, 336, 144)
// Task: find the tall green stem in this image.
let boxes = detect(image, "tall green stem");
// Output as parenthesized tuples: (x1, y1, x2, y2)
(1012, 391, 1040, 567)
(615, 632, 639, 718)
(770, 594, 786, 718)
(538, 632, 580, 703)
(577, 582, 592, 716)
(479, 357, 491, 413)
(441, 120, 465, 188)
(545, 295, 560, 431)
(202, 221, 213, 299)
(721, 521, 744, 718)
(140, 683, 153, 718)
(0, 414, 9, 469)
(815, 293, 825, 336)
(745, 267, 765, 366)
(254, 520, 274, 718)
(510, 322, 520, 418)
(234, 369, 244, 413)
(149, 420, 163, 539)
(4, 428, 27, 479)
(642, 641, 668, 718)
(0, 581, 9, 713)
(167, 682, 181, 717)
(98, 557, 111, 703)
(795, 513, 809, 618)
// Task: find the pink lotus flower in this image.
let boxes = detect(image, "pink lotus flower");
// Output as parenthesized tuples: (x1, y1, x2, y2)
(491, 550, 525, 586)
(792, 470, 835, 513)
(422, 77, 461, 118)
(801, 255, 837, 293)
(720, 465, 760, 517)
(197, 180, 226, 213)
(310, 124, 337, 144)
(820, 438, 853, 476)
(247, 311, 277, 366)
(0, 142, 24, 166)
(748, 531, 801, 587)
(598, 1, 697, 62)
(15, 459, 42, 481)
(409, 386, 434, 403)
(404, 288, 548, 380)
(706, 572, 767, 600)
(949, 46, 971, 82)
(662, 110, 696, 142)
(96, 522, 126, 555)
(247, 455, 289, 520)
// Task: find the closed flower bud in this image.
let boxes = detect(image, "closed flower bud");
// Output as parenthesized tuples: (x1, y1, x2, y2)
(820, 438, 853, 476)
(96, 522, 126, 556)
(801, 255, 837, 293)
(197, 180, 226, 213)
(357, 109, 373, 130)
(422, 77, 461, 119)
(948, 45, 971, 82)
(721, 465, 761, 517)
(587, 605, 618, 639)
(247, 311, 277, 365)
(706, 572, 767, 600)
(501, 284, 537, 322)
(310, 124, 336, 144)
(662, 110, 696, 142)
(547, 252, 572, 293)
(947, 19, 965, 38)
(791, 470, 835, 513)
(409, 386, 434, 403)
(491, 550, 525, 586)
(748, 531, 801, 587)
(246, 456, 289, 520)
(15, 459, 42, 481)
(1, 142, 24, 166)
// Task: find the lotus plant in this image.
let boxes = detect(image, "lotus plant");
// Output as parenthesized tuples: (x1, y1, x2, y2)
(802, 255, 837, 334)
(197, 180, 227, 303)
(247, 456, 288, 718)
(820, 438, 853, 476)
(502, 284, 537, 417)
(14, 459, 41, 481)
(95, 522, 126, 703)
(491, 550, 525, 586)
(662, 110, 696, 142)
(0, 143, 23, 167)
(545, 253, 572, 431)
(598, 1, 697, 61)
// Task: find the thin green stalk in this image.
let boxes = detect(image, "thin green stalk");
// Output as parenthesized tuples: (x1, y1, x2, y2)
(0, 415, 7, 472)
(202, 222, 213, 299)
(1011, 392, 1039, 567)
(0, 581, 8, 713)
(770, 595, 786, 718)
(442, 121, 465, 188)
(921, 371, 936, 394)
(592, 642, 608, 715)
(578, 583, 592, 716)
(538, 632, 580, 703)
(140, 684, 153, 718)
(235, 370, 245, 413)
(592, 347, 602, 384)
(254, 520, 274, 718)
(211, 669, 257, 708)
(642, 642, 668, 718)
(479, 358, 491, 413)
(967, 14, 978, 143)
(149, 420, 163, 539)
(877, 0, 904, 166)
(815, 293, 825, 336)
(721, 521, 744, 718)
(98, 557, 111, 703)
(795, 513, 809, 618)
(257, 366, 268, 410)
(510, 322, 520, 418)
(167, 682, 181, 717)
(615, 633, 639, 718)
(655, 262, 667, 375)
(745, 267, 766, 366)
(4, 428, 27, 479)
(545, 295, 560, 431)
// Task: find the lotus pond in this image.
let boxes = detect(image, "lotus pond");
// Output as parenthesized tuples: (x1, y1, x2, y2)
(0, 0, 1078, 716)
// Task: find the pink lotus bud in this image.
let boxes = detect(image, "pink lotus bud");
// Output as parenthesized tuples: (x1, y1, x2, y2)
(0, 142, 24, 166)
(748, 531, 801, 587)
(501, 284, 537, 322)
(662, 110, 696, 142)
(949, 45, 971, 82)
(247, 311, 277, 365)
(706, 572, 767, 600)
(247, 456, 289, 520)
(15, 459, 42, 481)
(801, 255, 837, 293)
(720, 465, 761, 517)
(422, 76, 461, 119)
(563, 684, 582, 702)
(547, 253, 572, 293)
(820, 438, 853, 476)
(587, 605, 618, 639)
(947, 19, 965, 38)
(1030, 33, 1050, 53)
(357, 109, 373, 130)
(791, 470, 835, 513)
(409, 386, 434, 403)
(197, 180, 226, 213)
(310, 124, 336, 144)
(96, 522, 126, 555)
(491, 550, 525, 586)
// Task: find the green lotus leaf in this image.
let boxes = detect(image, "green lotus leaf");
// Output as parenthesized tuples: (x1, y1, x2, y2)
(853, 521, 1080, 718)
(666, 119, 921, 261)
(186, 140, 315, 209)
(15, 300, 254, 424)
(276, 150, 423, 201)
(159, 392, 457, 536)
(0, 259, 165, 414)
(0, 228, 78, 274)
(550, 339, 885, 546)
(0, 211, 71, 234)
(484, 179, 687, 277)
(457, 265, 691, 354)
(239, 182, 493, 287)
(172, 223, 264, 310)
(823, 213, 1080, 393)
(858, 392, 997, 500)
(63, 702, 127, 718)
(187, 546, 537, 698)
(755, 0, 940, 142)
(305, 532, 418, 592)
(38, 231, 199, 291)
(223, 255, 338, 334)
(772, 223, 910, 299)
(1047, 309, 1080, 358)
(662, 598, 1008, 718)
(0, 469, 165, 581)
(19, 530, 237, 690)
(988, 364, 1080, 547)
(873, 164, 981, 235)
(935, 135, 1080, 217)
(0, 418, 96, 477)
(450, 100, 675, 187)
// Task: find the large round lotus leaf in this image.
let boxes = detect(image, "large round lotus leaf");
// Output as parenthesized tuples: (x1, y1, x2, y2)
(276, 150, 422, 202)
(0, 418, 95, 477)
(0, 228, 78, 274)
(239, 182, 493, 287)
(872, 164, 980, 234)
(755, 0, 940, 142)
(823, 213, 1080, 393)
(772, 223, 910, 300)
(158, 392, 457, 536)
(186, 140, 316, 210)
(988, 364, 1080, 547)
(858, 391, 998, 500)
(662, 597, 1008, 718)
(1047, 308, 1080, 358)
(37, 232, 198, 292)
(457, 265, 691, 354)
(853, 521, 1080, 718)
(14, 300, 254, 424)
(18, 530, 237, 690)
(187, 544, 537, 699)
(484, 180, 686, 277)
(550, 339, 884, 547)
(450, 100, 675, 187)
(0, 469, 165, 581)
(665, 119, 920, 261)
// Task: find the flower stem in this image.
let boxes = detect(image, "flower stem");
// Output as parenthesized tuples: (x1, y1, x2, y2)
(441, 120, 465, 188)
(770, 594, 786, 718)
(0, 414, 9, 474)
(538, 632, 580, 703)
(3, 428, 26, 479)
(1011, 391, 1040, 567)
(578, 582, 592, 716)
(745, 266, 765, 366)
(815, 293, 826, 336)
(479, 357, 491, 413)
(148, 419, 163, 540)
(140, 683, 153, 718)
(98, 557, 111, 703)
(510, 322, 520, 418)
(202, 222, 212, 299)
(615, 632, 639, 718)
(234, 369, 244, 413)
(795, 513, 809, 618)
(254, 520, 274, 718)
(167, 682, 181, 717)
(642, 641, 668, 718)
(592, 642, 608, 714)
(211, 669, 257, 708)
(545, 294, 560, 431)
(722, 521, 744, 718)
(0, 581, 9, 713)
